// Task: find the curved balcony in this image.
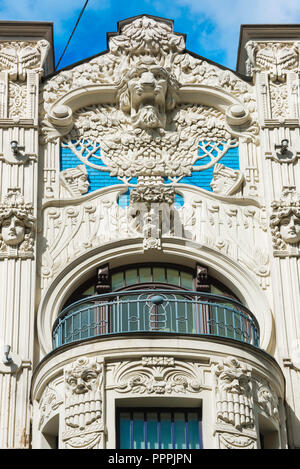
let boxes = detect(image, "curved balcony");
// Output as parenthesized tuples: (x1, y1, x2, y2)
(52, 290, 260, 349)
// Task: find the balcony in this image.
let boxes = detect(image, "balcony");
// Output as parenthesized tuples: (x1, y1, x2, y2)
(52, 290, 260, 349)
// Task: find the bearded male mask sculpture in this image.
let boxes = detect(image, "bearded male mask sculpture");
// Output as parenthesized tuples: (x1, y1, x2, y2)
(64, 357, 102, 431)
(117, 61, 179, 130)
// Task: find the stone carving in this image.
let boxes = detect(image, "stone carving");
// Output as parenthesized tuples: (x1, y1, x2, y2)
(59, 165, 90, 198)
(218, 432, 256, 449)
(129, 183, 175, 204)
(113, 358, 202, 395)
(61, 104, 239, 185)
(253, 379, 279, 422)
(0, 40, 50, 80)
(63, 357, 103, 449)
(8, 80, 27, 119)
(214, 357, 254, 430)
(109, 16, 185, 62)
(210, 164, 244, 196)
(269, 82, 289, 119)
(38, 379, 63, 430)
(117, 60, 179, 130)
(41, 15, 257, 148)
(0, 188, 35, 259)
(270, 188, 300, 255)
(245, 41, 300, 81)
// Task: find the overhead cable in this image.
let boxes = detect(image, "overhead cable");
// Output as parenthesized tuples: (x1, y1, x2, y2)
(55, 0, 89, 71)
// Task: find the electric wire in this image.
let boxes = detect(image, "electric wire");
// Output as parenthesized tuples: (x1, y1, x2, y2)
(55, 0, 89, 71)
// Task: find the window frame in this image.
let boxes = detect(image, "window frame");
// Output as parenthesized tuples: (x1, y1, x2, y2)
(116, 406, 203, 450)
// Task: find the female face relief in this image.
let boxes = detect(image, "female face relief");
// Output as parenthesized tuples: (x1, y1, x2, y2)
(1, 215, 25, 246)
(280, 214, 300, 244)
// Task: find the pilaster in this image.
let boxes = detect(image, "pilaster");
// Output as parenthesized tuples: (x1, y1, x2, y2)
(0, 23, 53, 448)
(241, 27, 300, 447)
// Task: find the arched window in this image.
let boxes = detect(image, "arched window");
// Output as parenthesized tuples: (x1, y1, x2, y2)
(52, 262, 259, 349)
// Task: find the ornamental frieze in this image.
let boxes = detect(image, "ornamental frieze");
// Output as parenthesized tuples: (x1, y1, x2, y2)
(0, 39, 50, 80)
(109, 357, 202, 395)
(245, 41, 300, 81)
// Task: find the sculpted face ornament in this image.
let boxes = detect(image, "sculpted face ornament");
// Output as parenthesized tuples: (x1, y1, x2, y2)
(270, 189, 300, 251)
(64, 357, 103, 431)
(1, 215, 25, 246)
(117, 61, 179, 129)
(215, 357, 254, 430)
(210, 164, 244, 196)
(279, 214, 300, 244)
(60, 165, 90, 197)
(0, 189, 35, 257)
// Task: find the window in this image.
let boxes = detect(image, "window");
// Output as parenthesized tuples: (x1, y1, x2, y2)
(117, 408, 202, 449)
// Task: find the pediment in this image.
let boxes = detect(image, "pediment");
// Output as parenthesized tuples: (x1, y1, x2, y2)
(41, 15, 257, 145)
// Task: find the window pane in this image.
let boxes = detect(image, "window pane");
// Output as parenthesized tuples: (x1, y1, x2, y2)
(166, 268, 180, 286)
(147, 413, 159, 449)
(118, 409, 202, 450)
(160, 412, 172, 449)
(187, 412, 201, 449)
(180, 272, 193, 289)
(153, 267, 166, 282)
(119, 412, 131, 449)
(112, 272, 124, 290)
(174, 412, 186, 449)
(80, 286, 95, 297)
(139, 267, 152, 283)
(133, 412, 145, 449)
(125, 269, 138, 286)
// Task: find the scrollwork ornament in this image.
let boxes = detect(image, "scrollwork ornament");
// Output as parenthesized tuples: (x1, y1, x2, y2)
(218, 432, 256, 449)
(113, 358, 202, 395)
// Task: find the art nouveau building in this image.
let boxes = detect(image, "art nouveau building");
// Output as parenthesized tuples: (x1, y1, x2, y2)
(1, 15, 300, 449)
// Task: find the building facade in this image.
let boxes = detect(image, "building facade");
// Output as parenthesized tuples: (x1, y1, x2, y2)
(0, 15, 300, 449)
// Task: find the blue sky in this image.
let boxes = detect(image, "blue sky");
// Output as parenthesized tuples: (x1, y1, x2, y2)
(1, 0, 300, 72)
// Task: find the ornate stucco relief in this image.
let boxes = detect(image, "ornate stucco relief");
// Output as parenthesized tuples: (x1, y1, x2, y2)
(213, 357, 258, 449)
(0, 40, 50, 81)
(40, 186, 270, 291)
(59, 165, 90, 198)
(245, 41, 300, 82)
(253, 378, 280, 424)
(270, 188, 300, 257)
(41, 15, 257, 150)
(38, 377, 63, 431)
(0, 188, 35, 259)
(62, 356, 104, 449)
(107, 356, 203, 395)
(214, 357, 254, 431)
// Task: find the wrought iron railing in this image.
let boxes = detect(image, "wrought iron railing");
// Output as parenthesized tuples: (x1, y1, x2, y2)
(52, 290, 260, 349)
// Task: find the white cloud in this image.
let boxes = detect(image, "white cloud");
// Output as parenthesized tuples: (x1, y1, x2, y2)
(170, 0, 300, 67)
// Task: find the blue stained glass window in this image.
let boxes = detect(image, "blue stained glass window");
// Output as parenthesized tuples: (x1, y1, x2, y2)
(61, 140, 239, 194)
(117, 408, 202, 449)
(165, 143, 240, 192)
(60, 145, 137, 192)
